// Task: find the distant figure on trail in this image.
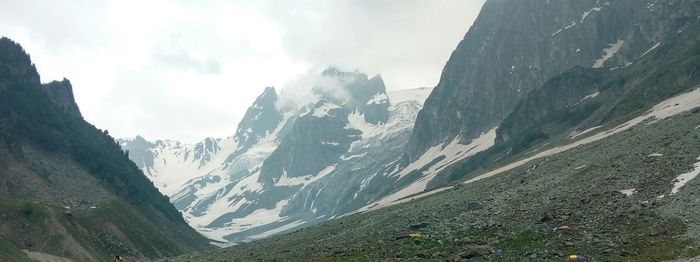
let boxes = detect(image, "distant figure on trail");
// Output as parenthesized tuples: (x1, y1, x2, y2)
(115, 255, 124, 262)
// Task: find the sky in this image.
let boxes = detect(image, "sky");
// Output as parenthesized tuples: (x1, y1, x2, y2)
(0, 0, 485, 143)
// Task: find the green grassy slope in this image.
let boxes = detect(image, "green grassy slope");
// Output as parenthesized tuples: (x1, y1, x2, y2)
(0, 37, 212, 260)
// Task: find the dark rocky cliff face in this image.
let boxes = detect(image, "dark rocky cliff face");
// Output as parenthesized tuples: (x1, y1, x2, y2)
(259, 68, 389, 186)
(232, 86, 283, 155)
(404, 0, 653, 161)
(43, 78, 82, 116)
(424, 0, 700, 187)
(319, 67, 390, 124)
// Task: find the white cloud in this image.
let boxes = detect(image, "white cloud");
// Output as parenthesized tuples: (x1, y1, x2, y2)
(0, 0, 484, 143)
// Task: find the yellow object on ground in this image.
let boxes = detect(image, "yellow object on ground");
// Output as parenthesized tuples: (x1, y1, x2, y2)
(408, 232, 422, 238)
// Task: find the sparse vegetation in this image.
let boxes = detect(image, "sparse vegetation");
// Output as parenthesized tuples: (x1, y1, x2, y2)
(167, 111, 700, 261)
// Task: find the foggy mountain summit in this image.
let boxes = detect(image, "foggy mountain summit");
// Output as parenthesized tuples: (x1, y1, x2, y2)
(120, 68, 434, 243)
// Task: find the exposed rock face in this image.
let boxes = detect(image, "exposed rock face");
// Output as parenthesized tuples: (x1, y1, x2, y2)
(405, 0, 666, 162)
(43, 79, 82, 116)
(230, 86, 283, 157)
(258, 69, 390, 186)
(319, 68, 390, 124)
(401, 0, 700, 190)
(258, 100, 359, 185)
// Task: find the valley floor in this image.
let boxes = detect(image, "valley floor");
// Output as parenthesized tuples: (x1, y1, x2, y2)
(164, 107, 700, 260)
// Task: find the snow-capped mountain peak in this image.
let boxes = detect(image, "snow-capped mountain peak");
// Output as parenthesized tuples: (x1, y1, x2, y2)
(120, 70, 434, 243)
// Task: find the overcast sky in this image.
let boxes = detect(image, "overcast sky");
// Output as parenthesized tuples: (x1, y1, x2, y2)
(0, 0, 485, 143)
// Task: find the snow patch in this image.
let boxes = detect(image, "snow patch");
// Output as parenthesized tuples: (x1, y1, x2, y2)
(393, 127, 498, 180)
(387, 87, 433, 106)
(250, 220, 306, 240)
(640, 42, 661, 58)
(366, 92, 389, 105)
(361, 128, 498, 211)
(276, 165, 336, 188)
(581, 7, 603, 23)
(552, 21, 577, 36)
(552, 28, 563, 36)
(569, 126, 602, 139)
(339, 153, 368, 161)
(619, 188, 637, 197)
(648, 153, 664, 157)
(345, 112, 376, 136)
(461, 87, 700, 188)
(312, 102, 342, 118)
(579, 91, 600, 103)
(593, 40, 624, 68)
(198, 199, 291, 242)
(670, 156, 700, 195)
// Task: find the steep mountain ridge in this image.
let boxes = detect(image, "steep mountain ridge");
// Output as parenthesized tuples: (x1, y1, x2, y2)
(396, 0, 700, 189)
(0, 37, 211, 261)
(405, 0, 697, 162)
(426, 0, 700, 187)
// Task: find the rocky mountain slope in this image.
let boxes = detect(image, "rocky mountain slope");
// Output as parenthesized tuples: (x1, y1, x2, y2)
(405, 0, 700, 187)
(0, 37, 211, 261)
(426, 0, 700, 188)
(119, 71, 435, 243)
(170, 101, 700, 261)
(166, 0, 700, 260)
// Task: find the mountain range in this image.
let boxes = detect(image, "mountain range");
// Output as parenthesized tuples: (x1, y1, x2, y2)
(169, 0, 700, 260)
(121, 0, 700, 249)
(2, 0, 700, 260)
(119, 71, 438, 243)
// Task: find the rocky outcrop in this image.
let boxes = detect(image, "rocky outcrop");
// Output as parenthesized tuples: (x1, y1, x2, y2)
(43, 78, 82, 116)
(231, 86, 283, 157)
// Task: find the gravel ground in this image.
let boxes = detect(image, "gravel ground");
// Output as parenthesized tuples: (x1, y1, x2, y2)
(166, 110, 700, 261)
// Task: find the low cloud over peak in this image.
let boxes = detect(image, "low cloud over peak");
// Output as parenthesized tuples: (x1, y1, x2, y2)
(0, 0, 484, 143)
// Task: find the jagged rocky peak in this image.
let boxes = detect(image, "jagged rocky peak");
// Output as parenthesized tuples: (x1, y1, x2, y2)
(43, 78, 82, 116)
(192, 137, 221, 163)
(318, 67, 390, 124)
(0, 38, 81, 117)
(234, 86, 283, 150)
